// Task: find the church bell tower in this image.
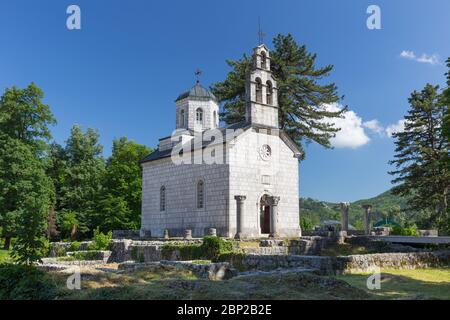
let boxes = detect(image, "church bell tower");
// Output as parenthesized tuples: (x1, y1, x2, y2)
(245, 44, 279, 128)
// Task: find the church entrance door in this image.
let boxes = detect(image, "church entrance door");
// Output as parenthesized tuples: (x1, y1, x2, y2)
(260, 195, 271, 234)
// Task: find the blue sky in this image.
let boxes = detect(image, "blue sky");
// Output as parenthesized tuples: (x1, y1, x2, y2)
(1, 0, 449, 202)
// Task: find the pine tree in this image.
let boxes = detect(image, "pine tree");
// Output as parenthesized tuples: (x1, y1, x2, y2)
(211, 34, 345, 159)
(389, 84, 450, 231)
(442, 57, 450, 141)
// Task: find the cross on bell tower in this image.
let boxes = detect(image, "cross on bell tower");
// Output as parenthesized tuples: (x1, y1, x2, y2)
(195, 68, 202, 84)
(258, 18, 265, 45)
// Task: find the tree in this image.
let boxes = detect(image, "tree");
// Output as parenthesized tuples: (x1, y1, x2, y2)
(0, 83, 56, 154)
(211, 34, 345, 159)
(0, 83, 55, 251)
(98, 137, 152, 231)
(0, 135, 52, 264)
(442, 57, 450, 142)
(389, 84, 450, 232)
(59, 125, 105, 238)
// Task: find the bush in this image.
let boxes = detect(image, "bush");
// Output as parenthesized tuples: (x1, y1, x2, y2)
(300, 216, 314, 231)
(0, 264, 57, 300)
(161, 236, 233, 261)
(69, 241, 81, 252)
(88, 228, 112, 251)
(391, 225, 420, 236)
(201, 236, 233, 259)
(72, 251, 103, 260)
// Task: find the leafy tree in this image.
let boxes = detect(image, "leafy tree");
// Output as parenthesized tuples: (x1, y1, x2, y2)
(211, 34, 345, 159)
(0, 83, 56, 154)
(389, 84, 450, 232)
(0, 83, 56, 249)
(442, 58, 450, 143)
(0, 135, 52, 264)
(300, 216, 314, 231)
(98, 137, 151, 231)
(59, 210, 79, 241)
(59, 125, 105, 238)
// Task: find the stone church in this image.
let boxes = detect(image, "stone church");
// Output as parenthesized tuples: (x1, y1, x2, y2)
(140, 44, 302, 239)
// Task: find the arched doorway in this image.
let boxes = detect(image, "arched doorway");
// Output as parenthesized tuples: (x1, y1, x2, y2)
(260, 195, 271, 234)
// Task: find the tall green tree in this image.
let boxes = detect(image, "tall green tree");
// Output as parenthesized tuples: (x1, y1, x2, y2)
(98, 137, 151, 231)
(0, 135, 53, 264)
(442, 57, 450, 142)
(389, 84, 450, 231)
(59, 125, 105, 238)
(0, 83, 55, 250)
(211, 34, 345, 159)
(0, 83, 56, 154)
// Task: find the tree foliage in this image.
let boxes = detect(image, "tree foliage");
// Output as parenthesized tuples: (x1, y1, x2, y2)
(211, 34, 345, 159)
(389, 84, 450, 232)
(0, 135, 52, 264)
(0, 83, 56, 154)
(98, 137, 152, 231)
(58, 125, 105, 238)
(0, 83, 55, 262)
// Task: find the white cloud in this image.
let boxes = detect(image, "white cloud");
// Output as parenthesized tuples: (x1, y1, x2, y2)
(385, 119, 406, 137)
(399, 50, 440, 65)
(323, 103, 370, 149)
(363, 119, 384, 136)
(400, 50, 416, 59)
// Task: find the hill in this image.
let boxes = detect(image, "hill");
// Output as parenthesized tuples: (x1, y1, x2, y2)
(300, 189, 409, 228)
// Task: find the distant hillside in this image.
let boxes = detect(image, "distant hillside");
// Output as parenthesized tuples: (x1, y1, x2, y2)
(300, 189, 409, 228)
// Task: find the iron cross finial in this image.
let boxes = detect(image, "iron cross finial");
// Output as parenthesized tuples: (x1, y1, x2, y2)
(195, 68, 202, 83)
(258, 17, 265, 45)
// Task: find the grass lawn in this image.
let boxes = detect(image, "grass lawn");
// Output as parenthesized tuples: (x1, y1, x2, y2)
(337, 268, 450, 300)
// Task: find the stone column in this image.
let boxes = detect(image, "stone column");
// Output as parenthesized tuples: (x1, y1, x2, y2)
(208, 228, 217, 237)
(340, 202, 350, 232)
(184, 229, 192, 239)
(164, 229, 170, 240)
(362, 204, 372, 235)
(268, 196, 280, 238)
(234, 195, 247, 239)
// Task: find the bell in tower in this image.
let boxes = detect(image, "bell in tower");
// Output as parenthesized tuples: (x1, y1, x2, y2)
(245, 44, 279, 128)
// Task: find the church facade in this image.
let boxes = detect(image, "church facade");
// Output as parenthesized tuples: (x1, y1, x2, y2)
(140, 44, 302, 239)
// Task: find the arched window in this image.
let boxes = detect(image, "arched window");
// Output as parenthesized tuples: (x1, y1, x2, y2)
(266, 81, 273, 105)
(213, 111, 217, 128)
(160, 186, 166, 212)
(255, 78, 262, 103)
(261, 51, 267, 69)
(196, 180, 204, 209)
(196, 108, 203, 126)
(180, 109, 185, 127)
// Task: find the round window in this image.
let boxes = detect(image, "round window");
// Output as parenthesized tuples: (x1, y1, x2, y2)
(259, 144, 272, 160)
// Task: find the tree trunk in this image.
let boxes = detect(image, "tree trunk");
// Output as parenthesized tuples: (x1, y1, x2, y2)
(3, 237, 11, 250)
(70, 225, 77, 241)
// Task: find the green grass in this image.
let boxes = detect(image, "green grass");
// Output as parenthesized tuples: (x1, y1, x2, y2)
(337, 268, 450, 300)
(0, 250, 12, 264)
(52, 266, 368, 300)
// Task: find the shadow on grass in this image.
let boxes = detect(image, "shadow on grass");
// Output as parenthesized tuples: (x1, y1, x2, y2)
(55, 270, 370, 300)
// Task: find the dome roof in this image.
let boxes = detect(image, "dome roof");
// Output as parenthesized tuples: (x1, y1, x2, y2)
(175, 82, 217, 102)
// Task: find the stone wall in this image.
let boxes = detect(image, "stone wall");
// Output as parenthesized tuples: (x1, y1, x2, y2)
(48, 241, 92, 257)
(112, 230, 140, 240)
(335, 251, 450, 273)
(220, 250, 450, 275)
(109, 239, 203, 263)
(118, 260, 237, 280)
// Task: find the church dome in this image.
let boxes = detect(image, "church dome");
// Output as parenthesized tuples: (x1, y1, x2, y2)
(175, 82, 217, 102)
